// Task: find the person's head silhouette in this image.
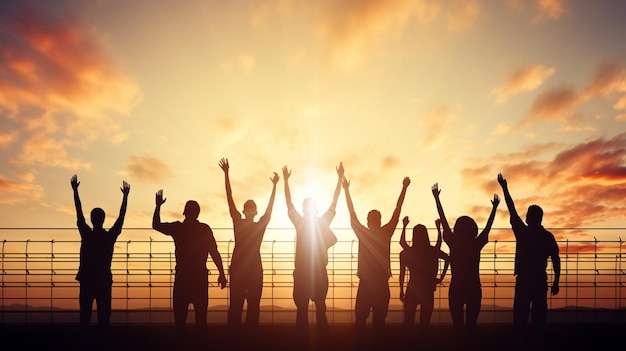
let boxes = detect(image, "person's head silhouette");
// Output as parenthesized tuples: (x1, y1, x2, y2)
(367, 210, 382, 229)
(526, 204, 543, 228)
(453, 215, 479, 241)
(411, 224, 430, 249)
(183, 200, 200, 220)
(90, 208, 105, 229)
(243, 199, 258, 219)
(302, 197, 318, 218)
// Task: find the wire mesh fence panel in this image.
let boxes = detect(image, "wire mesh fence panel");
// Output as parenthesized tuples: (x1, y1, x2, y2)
(1, 228, 624, 325)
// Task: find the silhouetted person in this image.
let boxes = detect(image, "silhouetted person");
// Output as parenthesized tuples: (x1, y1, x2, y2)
(219, 158, 279, 330)
(71, 174, 130, 328)
(399, 216, 449, 332)
(152, 189, 227, 330)
(432, 182, 499, 341)
(497, 173, 560, 339)
(342, 174, 410, 336)
(283, 163, 342, 341)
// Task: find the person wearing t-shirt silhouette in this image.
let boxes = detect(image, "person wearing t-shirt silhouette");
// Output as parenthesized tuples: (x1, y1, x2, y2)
(219, 158, 279, 330)
(283, 163, 342, 341)
(71, 174, 130, 328)
(399, 216, 449, 331)
(497, 173, 560, 340)
(152, 189, 227, 330)
(342, 174, 410, 336)
(432, 182, 499, 341)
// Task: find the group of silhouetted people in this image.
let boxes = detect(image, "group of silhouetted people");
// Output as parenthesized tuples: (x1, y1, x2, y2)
(71, 163, 560, 346)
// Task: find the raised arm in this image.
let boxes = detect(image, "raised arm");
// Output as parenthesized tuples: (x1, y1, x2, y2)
(261, 172, 280, 221)
(477, 194, 500, 244)
(399, 216, 410, 250)
(282, 166, 294, 210)
(152, 189, 168, 234)
(432, 183, 453, 244)
(110, 180, 131, 234)
(390, 177, 410, 223)
(327, 162, 344, 213)
(70, 174, 86, 226)
(219, 158, 241, 219)
(342, 176, 357, 220)
(497, 173, 519, 220)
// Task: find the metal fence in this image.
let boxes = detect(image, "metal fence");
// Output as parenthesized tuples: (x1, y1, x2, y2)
(1, 227, 624, 325)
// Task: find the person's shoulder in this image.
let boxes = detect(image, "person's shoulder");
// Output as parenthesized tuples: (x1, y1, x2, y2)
(382, 221, 397, 235)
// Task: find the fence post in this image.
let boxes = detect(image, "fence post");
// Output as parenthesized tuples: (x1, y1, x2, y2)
(50, 240, 55, 324)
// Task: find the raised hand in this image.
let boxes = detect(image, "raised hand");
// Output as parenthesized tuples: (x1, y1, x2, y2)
(121, 181, 130, 195)
(218, 158, 229, 173)
(71, 174, 80, 190)
(342, 176, 350, 190)
(432, 183, 441, 198)
(336, 162, 344, 178)
(282, 166, 291, 180)
(270, 172, 280, 185)
(492, 194, 500, 208)
(497, 173, 507, 188)
(403, 177, 411, 188)
(402, 216, 409, 228)
(155, 189, 166, 206)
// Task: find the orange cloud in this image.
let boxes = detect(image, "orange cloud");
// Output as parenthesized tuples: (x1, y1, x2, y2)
(316, 0, 484, 70)
(580, 61, 626, 100)
(517, 60, 626, 130)
(446, 0, 481, 31)
(0, 5, 140, 201)
(524, 84, 580, 123)
(0, 6, 140, 167)
(381, 155, 399, 169)
(491, 65, 555, 104)
(126, 156, 173, 183)
(0, 173, 43, 204)
(532, 0, 567, 22)
(460, 132, 626, 229)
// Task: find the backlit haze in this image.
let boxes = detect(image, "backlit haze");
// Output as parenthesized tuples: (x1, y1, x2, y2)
(1, 0, 626, 249)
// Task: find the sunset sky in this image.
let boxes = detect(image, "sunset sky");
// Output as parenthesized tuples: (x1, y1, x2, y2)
(1, 0, 626, 247)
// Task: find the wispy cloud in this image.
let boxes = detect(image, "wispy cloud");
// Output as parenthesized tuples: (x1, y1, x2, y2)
(316, 0, 483, 70)
(418, 105, 455, 150)
(532, 0, 568, 22)
(0, 5, 140, 201)
(506, 0, 568, 23)
(517, 60, 626, 130)
(125, 155, 173, 183)
(491, 65, 555, 104)
(0, 6, 140, 163)
(0, 173, 43, 204)
(446, 0, 481, 31)
(460, 132, 626, 231)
